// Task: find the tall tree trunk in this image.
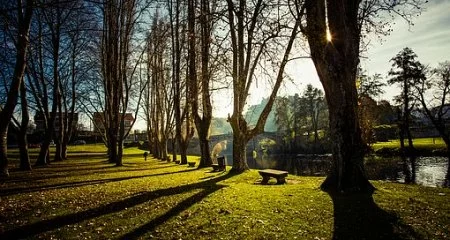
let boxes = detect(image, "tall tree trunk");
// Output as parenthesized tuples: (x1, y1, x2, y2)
(170, 0, 182, 164)
(36, 48, 61, 165)
(62, 42, 78, 160)
(18, 76, 31, 170)
(0, 0, 33, 177)
(230, 130, 249, 172)
(108, 128, 118, 163)
(36, 95, 58, 166)
(61, 130, 69, 159)
(319, 69, 372, 192)
(171, 137, 176, 162)
(54, 99, 64, 162)
(179, 140, 188, 164)
(117, 141, 123, 166)
(305, 0, 374, 193)
(402, 79, 416, 183)
(116, 120, 125, 166)
(197, 124, 212, 168)
(194, 0, 213, 168)
(397, 108, 412, 183)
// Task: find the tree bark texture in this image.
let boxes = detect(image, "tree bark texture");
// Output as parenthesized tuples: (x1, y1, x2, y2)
(230, 129, 249, 172)
(305, 0, 374, 193)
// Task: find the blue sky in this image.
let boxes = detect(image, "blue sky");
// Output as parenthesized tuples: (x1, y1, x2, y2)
(362, 0, 450, 100)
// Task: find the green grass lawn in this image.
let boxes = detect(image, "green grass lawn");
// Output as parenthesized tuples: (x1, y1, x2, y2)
(372, 137, 447, 151)
(1, 146, 449, 239)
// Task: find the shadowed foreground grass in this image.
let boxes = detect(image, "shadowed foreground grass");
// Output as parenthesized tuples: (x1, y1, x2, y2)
(1, 147, 449, 239)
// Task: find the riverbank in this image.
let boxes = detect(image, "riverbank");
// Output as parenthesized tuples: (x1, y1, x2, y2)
(372, 138, 448, 156)
(1, 147, 449, 239)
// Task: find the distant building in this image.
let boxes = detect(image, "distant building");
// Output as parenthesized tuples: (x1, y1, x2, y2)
(34, 112, 78, 133)
(92, 112, 134, 136)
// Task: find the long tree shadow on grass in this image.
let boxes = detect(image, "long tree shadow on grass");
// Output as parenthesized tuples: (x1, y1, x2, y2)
(4, 159, 178, 184)
(118, 181, 224, 240)
(0, 168, 197, 197)
(0, 172, 235, 239)
(329, 192, 421, 240)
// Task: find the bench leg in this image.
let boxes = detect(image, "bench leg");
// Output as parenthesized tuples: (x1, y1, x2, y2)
(276, 177, 286, 184)
(261, 176, 270, 184)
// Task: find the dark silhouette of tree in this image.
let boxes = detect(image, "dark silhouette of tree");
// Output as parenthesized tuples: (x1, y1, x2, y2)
(25, 0, 87, 165)
(100, 0, 148, 165)
(0, 0, 34, 177)
(388, 47, 426, 183)
(302, 0, 426, 193)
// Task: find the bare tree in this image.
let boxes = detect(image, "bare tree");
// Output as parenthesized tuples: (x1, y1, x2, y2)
(192, 0, 216, 168)
(100, 0, 148, 165)
(59, 0, 93, 159)
(224, 0, 302, 172)
(167, 0, 195, 165)
(30, 0, 78, 165)
(0, 0, 33, 177)
(145, 14, 174, 161)
(414, 61, 450, 187)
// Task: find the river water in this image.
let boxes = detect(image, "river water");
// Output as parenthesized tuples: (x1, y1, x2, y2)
(223, 154, 449, 187)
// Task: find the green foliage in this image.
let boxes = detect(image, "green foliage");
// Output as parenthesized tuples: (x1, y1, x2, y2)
(273, 85, 329, 153)
(388, 47, 426, 106)
(1, 145, 449, 239)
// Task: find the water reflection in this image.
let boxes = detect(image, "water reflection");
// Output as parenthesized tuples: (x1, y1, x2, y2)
(224, 154, 449, 187)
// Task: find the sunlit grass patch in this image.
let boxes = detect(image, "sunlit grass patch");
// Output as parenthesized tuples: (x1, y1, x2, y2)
(373, 137, 446, 151)
(1, 147, 449, 239)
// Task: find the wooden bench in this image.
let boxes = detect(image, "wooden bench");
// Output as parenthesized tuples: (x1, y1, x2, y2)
(188, 162, 196, 167)
(212, 156, 226, 172)
(258, 169, 288, 184)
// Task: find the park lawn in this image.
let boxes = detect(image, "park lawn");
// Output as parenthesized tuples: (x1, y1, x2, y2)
(372, 137, 447, 152)
(0, 146, 448, 239)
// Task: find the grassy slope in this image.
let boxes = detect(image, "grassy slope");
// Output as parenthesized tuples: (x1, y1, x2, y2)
(0, 146, 448, 239)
